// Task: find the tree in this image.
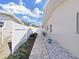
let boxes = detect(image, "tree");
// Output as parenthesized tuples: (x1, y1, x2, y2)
(32, 24, 39, 28)
(21, 20, 30, 26)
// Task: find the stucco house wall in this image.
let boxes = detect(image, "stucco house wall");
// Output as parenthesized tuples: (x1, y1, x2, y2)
(0, 12, 23, 41)
(0, 12, 39, 53)
(44, 0, 79, 58)
(0, 12, 28, 53)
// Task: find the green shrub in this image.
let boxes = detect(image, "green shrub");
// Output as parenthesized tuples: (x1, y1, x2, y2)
(7, 33, 37, 59)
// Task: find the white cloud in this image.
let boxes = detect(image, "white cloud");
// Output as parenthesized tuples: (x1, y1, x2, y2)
(22, 16, 30, 20)
(33, 8, 43, 18)
(0, 2, 43, 18)
(19, 0, 24, 5)
(35, 0, 42, 4)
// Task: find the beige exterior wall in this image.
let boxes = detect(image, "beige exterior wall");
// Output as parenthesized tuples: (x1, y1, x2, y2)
(0, 12, 39, 53)
(44, 0, 65, 24)
(0, 12, 24, 41)
(45, 0, 79, 58)
(3, 21, 13, 40)
(0, 15, 14, 42)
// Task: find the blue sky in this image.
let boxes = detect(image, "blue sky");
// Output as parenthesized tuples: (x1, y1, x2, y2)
(0, 0, 46, 26)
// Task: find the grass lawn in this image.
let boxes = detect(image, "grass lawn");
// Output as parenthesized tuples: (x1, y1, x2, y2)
(7, 33, 37, 59)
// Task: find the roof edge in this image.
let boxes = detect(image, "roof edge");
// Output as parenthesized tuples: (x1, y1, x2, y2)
(0, 10, 24, 24)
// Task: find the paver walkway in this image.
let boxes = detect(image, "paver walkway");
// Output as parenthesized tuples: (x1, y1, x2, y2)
(29, 32, 49, 59)
(29, 32, 78, 59)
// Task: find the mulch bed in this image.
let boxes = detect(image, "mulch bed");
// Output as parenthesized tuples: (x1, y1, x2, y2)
(8, 42, 12, 52)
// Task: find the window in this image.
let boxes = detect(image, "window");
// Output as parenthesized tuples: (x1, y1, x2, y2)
(50, 24, 52, 32)
(47, 25, 48, 30)
(0, 22, 4, 27)
(77, 13, 79, 34)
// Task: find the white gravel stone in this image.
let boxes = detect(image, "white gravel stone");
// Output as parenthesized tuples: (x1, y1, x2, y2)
(29, 32, 78, 59)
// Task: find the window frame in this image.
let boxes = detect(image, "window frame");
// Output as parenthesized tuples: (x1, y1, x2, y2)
(0, 21, 4, 28)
